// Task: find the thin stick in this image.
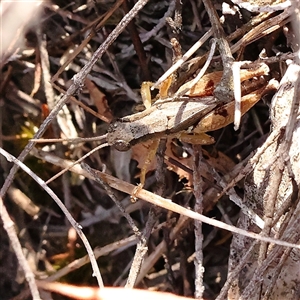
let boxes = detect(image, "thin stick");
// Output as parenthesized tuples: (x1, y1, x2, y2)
(125, 207, 155, 287)
(0, 195, 41, 299)
(175, 38, 217, 97)
(233, 62, 242, 130)
(123, 0, 151, 81)
(152, 28, 213, 89)
(202, 0, 234, 103)
(81, 163, 142, 239)
(81, 162, 147, 288)
(50, 0, 125, 83)
(126, 139, 168, 287)
(47, 235, 138, 282)
(52, 82, 112, 123)
(193, 145, 205, 299)
(45, 143, 108, 184)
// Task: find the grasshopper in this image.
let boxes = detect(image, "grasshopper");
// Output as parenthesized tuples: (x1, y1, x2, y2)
(107, 96, 217, 152)
(106, 63, 276, 193)
(107, 63, 273, 152)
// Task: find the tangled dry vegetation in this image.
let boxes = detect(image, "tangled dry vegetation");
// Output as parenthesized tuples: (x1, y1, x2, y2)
(1, 0, 300, 299)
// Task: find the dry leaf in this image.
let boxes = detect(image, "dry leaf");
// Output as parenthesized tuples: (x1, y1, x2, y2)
(85, 78, 113, 122)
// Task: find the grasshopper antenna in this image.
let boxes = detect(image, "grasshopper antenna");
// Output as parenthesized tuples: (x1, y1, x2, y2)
(32, 140, 109, 185)
(31, 134, 108, 145)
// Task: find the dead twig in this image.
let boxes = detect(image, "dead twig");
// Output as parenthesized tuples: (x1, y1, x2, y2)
(193, 145, 205, 299)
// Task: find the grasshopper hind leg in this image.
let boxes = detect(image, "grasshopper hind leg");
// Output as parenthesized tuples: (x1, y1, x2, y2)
(179, 132, 215, 145)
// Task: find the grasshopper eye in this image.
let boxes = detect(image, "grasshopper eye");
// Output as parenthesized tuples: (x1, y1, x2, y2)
(113, 140, 131, 152)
